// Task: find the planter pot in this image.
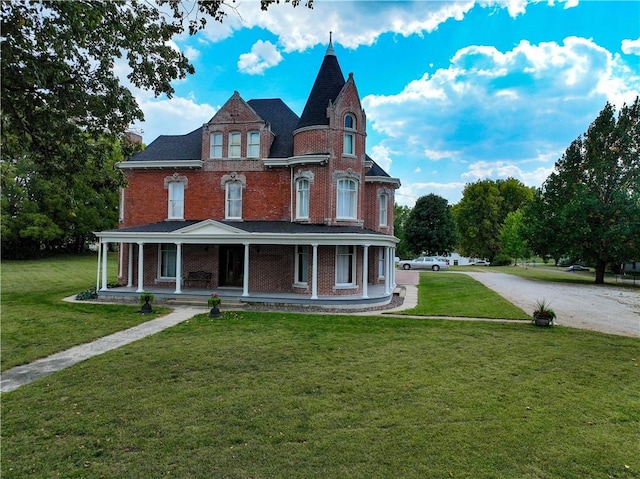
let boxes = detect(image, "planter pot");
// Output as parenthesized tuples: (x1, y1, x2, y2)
(209, 306, 221, 318)
(140, 296, 153, 314)
(533, 314, 553, 327)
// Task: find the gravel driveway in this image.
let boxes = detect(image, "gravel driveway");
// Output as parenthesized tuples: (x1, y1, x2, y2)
(464, 272, 639, 337)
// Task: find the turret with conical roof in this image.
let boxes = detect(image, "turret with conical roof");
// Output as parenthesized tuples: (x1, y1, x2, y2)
(296, 35, 346, 129)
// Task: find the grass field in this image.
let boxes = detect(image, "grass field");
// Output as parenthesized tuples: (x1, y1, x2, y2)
(1, 254, 169, 371)
(398, 273, 530, 319)
(1, 256, 638, 478)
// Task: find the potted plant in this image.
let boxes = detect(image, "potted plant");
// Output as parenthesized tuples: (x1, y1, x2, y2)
(139, 293, 155, 314)
(532, 299, 555, 326)
(208, 293, 221, 318)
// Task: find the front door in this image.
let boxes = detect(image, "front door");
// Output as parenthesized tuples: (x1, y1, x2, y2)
(219, 245, 244, 287)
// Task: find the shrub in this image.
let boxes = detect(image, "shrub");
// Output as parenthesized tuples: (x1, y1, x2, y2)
(492, 254, 512, 266)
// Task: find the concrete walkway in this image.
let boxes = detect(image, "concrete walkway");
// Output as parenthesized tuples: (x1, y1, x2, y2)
(0, 306, 205, 393)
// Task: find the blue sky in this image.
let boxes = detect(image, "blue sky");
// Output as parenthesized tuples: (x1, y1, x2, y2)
(125, 0, 640, 206)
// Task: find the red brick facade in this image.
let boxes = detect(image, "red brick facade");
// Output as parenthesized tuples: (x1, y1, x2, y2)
(100, 47, 400, 302)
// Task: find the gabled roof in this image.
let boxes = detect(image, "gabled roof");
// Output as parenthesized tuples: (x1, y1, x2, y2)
(247, 99, 299, 158)
(129, 127, 202, 162)
(296, 43, 346, 129)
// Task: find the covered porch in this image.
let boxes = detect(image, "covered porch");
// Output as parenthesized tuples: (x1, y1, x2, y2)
(95, 220, 398, 308)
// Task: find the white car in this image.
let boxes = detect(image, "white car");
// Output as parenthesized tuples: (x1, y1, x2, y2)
(398, 256, 449, 271)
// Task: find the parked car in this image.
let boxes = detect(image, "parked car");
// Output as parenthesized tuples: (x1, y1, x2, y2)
(470, 260, 490, 266)
(566, 264, 589, 272)
(399, 257, 449, 271)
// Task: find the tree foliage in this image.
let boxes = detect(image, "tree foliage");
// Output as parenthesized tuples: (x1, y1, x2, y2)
(525, 98, 640, 283)
(404, 194, 457, 256)
(393, 203, 413, 259)
(1, 0, 311, 258)
(453, 178, 533, 262)
(499, 209, 530, 265)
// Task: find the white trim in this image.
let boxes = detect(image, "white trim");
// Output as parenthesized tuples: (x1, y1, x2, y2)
(263, 154, 329, 168)
(365, 176, 401, 188)
(117, 160, 203, 169)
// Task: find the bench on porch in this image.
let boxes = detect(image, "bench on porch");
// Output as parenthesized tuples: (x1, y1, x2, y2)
(183, 270, 212, 289)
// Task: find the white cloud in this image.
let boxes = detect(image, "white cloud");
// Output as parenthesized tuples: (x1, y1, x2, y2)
(194, 0, 570, 54)
(238, 40, 283, 75)
(369, 144, 394, 172)
(363, 36, 640, 186)
(396, 181, 467, 207)
(622, 38, 640, 55)
(130, 97, 217, 144)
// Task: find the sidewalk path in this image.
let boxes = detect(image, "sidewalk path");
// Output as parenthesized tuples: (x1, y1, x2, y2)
(0, 307, 205, 393)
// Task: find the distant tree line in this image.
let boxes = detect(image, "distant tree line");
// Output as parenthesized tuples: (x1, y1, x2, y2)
(394, 98, 640, 284)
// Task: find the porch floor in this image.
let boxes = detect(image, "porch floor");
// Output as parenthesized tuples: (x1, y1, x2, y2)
(98, 283, 394, 309)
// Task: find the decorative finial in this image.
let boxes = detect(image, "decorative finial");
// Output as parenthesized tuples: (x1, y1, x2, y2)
(326, 31, 336, 56)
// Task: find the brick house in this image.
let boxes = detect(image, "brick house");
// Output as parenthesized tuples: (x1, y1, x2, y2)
(95, 40, 401, 307)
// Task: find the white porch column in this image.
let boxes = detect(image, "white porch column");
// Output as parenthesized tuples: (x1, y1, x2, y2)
(391, 247, 397, 290)
(384, 246, 391, 295)
(242, 243, 250, 297)
(118, 242, 124, 281)
(100, 241, 108, 291)
(311, 243, 318, 300)
(96, 241, 102, 292)
(136, 242, 145, 293)
(174, 243, 183, 294)
(127, 243, 133, 287)
(362, 245, 369, 299)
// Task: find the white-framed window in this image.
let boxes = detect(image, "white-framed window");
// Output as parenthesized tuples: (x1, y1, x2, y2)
(247, 131, 260, 158)
(168, 182, 184, 220)
(337, 178, 357, 220)
(296, 178, 310, 219)
(336, 245, 355, 286)
(228, 132, 241, 158)
(379, 193, 388, 226)
(159, 243, 177, 278)
(210, 132, 223, 158)
(225, 181, 242, 219)
(295, 245, 309, 285)
(378, 247, 386, 278)
(343, 113, 355, 155)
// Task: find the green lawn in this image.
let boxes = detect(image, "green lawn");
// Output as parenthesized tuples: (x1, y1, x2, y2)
(1, 254, 170, 371)
(398, 272, 530, 319)
(2, 256, 639, 478)
(453, 264, 637, 287)
(2, 313, 638, 479)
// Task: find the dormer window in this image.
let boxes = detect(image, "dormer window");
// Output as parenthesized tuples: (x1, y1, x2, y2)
(247, 131, 260, 158)
(343, 113, 355, 156)
(210, 132, 223, 158)
(229, 132, 241, 158)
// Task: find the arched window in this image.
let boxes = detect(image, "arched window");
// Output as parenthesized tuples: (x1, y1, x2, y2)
(343, 114, 355, 156)
(296, 178, 310, 219)
(168, 182, 184, 220)
(225, 181, 242, 219)
(337, 178, 357, 219)
(379, 193, 388, 226)
(228, 131, 241, 158)
(247, 131, 260, 157)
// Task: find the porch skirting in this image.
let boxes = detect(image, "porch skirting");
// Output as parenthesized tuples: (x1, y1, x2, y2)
(97, 283, 395, 309)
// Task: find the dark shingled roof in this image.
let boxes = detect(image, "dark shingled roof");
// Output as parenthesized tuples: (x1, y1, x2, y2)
(130, 127, 202, 162)
(248, 99, 299, 158)
(108, 220, 386, 236)
(366, 157, 391, 178)
(296, 51, 345, 129)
